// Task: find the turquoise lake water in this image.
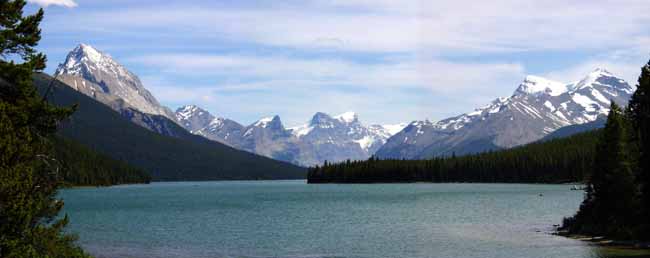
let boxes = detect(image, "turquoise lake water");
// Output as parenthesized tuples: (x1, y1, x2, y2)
(60, 181, 639, 258)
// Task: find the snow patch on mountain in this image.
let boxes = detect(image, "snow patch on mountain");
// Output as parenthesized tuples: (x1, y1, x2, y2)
(56, 44, 175, 121)
(377, 68, 634, 159)
(176, 105, 201, 121)
(254, 116, 278, 128)
(289, 124, 314, 138)
(334, 112, 359, 123)
(175, 107, 405, 166)
(516, 75, 568, 96)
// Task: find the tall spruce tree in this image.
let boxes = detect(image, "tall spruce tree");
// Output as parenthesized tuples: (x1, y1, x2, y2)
(577, 102, 638, 238)
(628, 60, 650, 238)
(0, 1, 89, 257)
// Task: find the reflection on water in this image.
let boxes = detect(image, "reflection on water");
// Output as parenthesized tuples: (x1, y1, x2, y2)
(60, 181, 649, 258)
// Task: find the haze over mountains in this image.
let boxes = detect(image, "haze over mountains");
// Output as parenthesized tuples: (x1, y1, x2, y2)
(53, 43, 633, 168)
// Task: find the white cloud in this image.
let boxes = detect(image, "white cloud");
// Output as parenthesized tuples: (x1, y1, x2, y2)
(42, 1, 650, 53)
(133, 53, 525, 125)
(28, 0, 77, 8)
(129, 53, 524, 92)
(37, 0, 650, 125)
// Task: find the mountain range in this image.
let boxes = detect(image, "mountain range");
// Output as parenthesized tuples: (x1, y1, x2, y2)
(54, 44, 406, 167)
(52, 43, 633, 168)
(54, 44, 182, 136)
(175, 106, 406, 166)
(376, 69, 634, 159)
(38, 72, 304, 180)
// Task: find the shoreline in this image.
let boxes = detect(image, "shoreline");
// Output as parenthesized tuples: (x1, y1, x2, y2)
(554, 230, 650, 250)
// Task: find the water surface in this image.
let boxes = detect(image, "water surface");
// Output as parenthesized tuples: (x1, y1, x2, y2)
(60, 181, 643, 258)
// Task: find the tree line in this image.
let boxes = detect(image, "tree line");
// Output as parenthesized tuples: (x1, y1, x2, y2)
(308, 129, 599, 184)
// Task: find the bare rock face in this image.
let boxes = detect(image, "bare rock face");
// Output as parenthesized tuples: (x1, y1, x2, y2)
(376, 69, 634, 159)
(55, 44, 178, 134)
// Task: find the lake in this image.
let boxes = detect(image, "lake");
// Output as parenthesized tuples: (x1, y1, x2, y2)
(60, 181, 643, 258)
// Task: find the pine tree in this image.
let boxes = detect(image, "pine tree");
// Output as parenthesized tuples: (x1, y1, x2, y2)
(0, 1, 89, 257)
(596, 103, 637, 237)
(628, 60, 650, 238)
(568, 102, 638, 238)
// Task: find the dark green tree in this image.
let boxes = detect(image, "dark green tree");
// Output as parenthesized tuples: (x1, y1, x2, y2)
(565, 102, 638, 238)
(0, 0, 89, 257)
(591, 103, 637, 238)
(308, 129, 600, 184)
(628, 60, 650, 237)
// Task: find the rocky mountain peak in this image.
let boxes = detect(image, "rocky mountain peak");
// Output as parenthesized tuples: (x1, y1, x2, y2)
(377, 68, 634, 160)
(176, 105, 206, 120)
(55, 44, 175, 121)
(56, 43, 120, 78)
(515, 75, 568, 97)
(572, 68, 633, 93)
(310, 112, 336, 127)
(254, 115, 284, 130)
(173, 106, 405, 166)
(175, 105, 215, 132)
(74, 43, 103, 63)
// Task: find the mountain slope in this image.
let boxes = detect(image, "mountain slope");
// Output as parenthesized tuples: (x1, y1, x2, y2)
(175, 106, 405, 166)
(53, 136, 151, 186)
(36, 73, 305, 181)
(541, 117, 607, 141)
(377, 69, 633, 159)
(51, 44, 405, 167)
(54, 44, 179, 134)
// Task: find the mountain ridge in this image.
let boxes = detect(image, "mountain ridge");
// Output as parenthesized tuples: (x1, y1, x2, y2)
(175, 107, 406, 166)
(55, 44, 179, 134)
(53, 44, 630, 165)
(35, 73, 306, 180)
(376, 68, 634, 159)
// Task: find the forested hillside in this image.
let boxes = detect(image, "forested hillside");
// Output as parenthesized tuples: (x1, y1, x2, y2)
(541, 117, 606, 141)
(53, 136, 151, 186)
(308, 130, 599, 183)
(35, 73, 305, 181)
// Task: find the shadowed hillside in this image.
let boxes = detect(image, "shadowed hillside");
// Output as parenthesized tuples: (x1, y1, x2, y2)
(36, 73, 306, 181)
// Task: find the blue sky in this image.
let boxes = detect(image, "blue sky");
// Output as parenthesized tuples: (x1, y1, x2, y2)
(27, 0, 650, 126)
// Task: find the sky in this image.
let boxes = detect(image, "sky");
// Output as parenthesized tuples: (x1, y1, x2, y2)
(27, 0, 650, 127)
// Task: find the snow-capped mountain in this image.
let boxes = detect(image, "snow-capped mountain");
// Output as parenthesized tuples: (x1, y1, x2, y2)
(376, 68, 634, 159)
(175, 106, 405, 166)
(176, 105, 217, 133)
(55, 44, 177, 126)
(289, 112, 405, 155)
